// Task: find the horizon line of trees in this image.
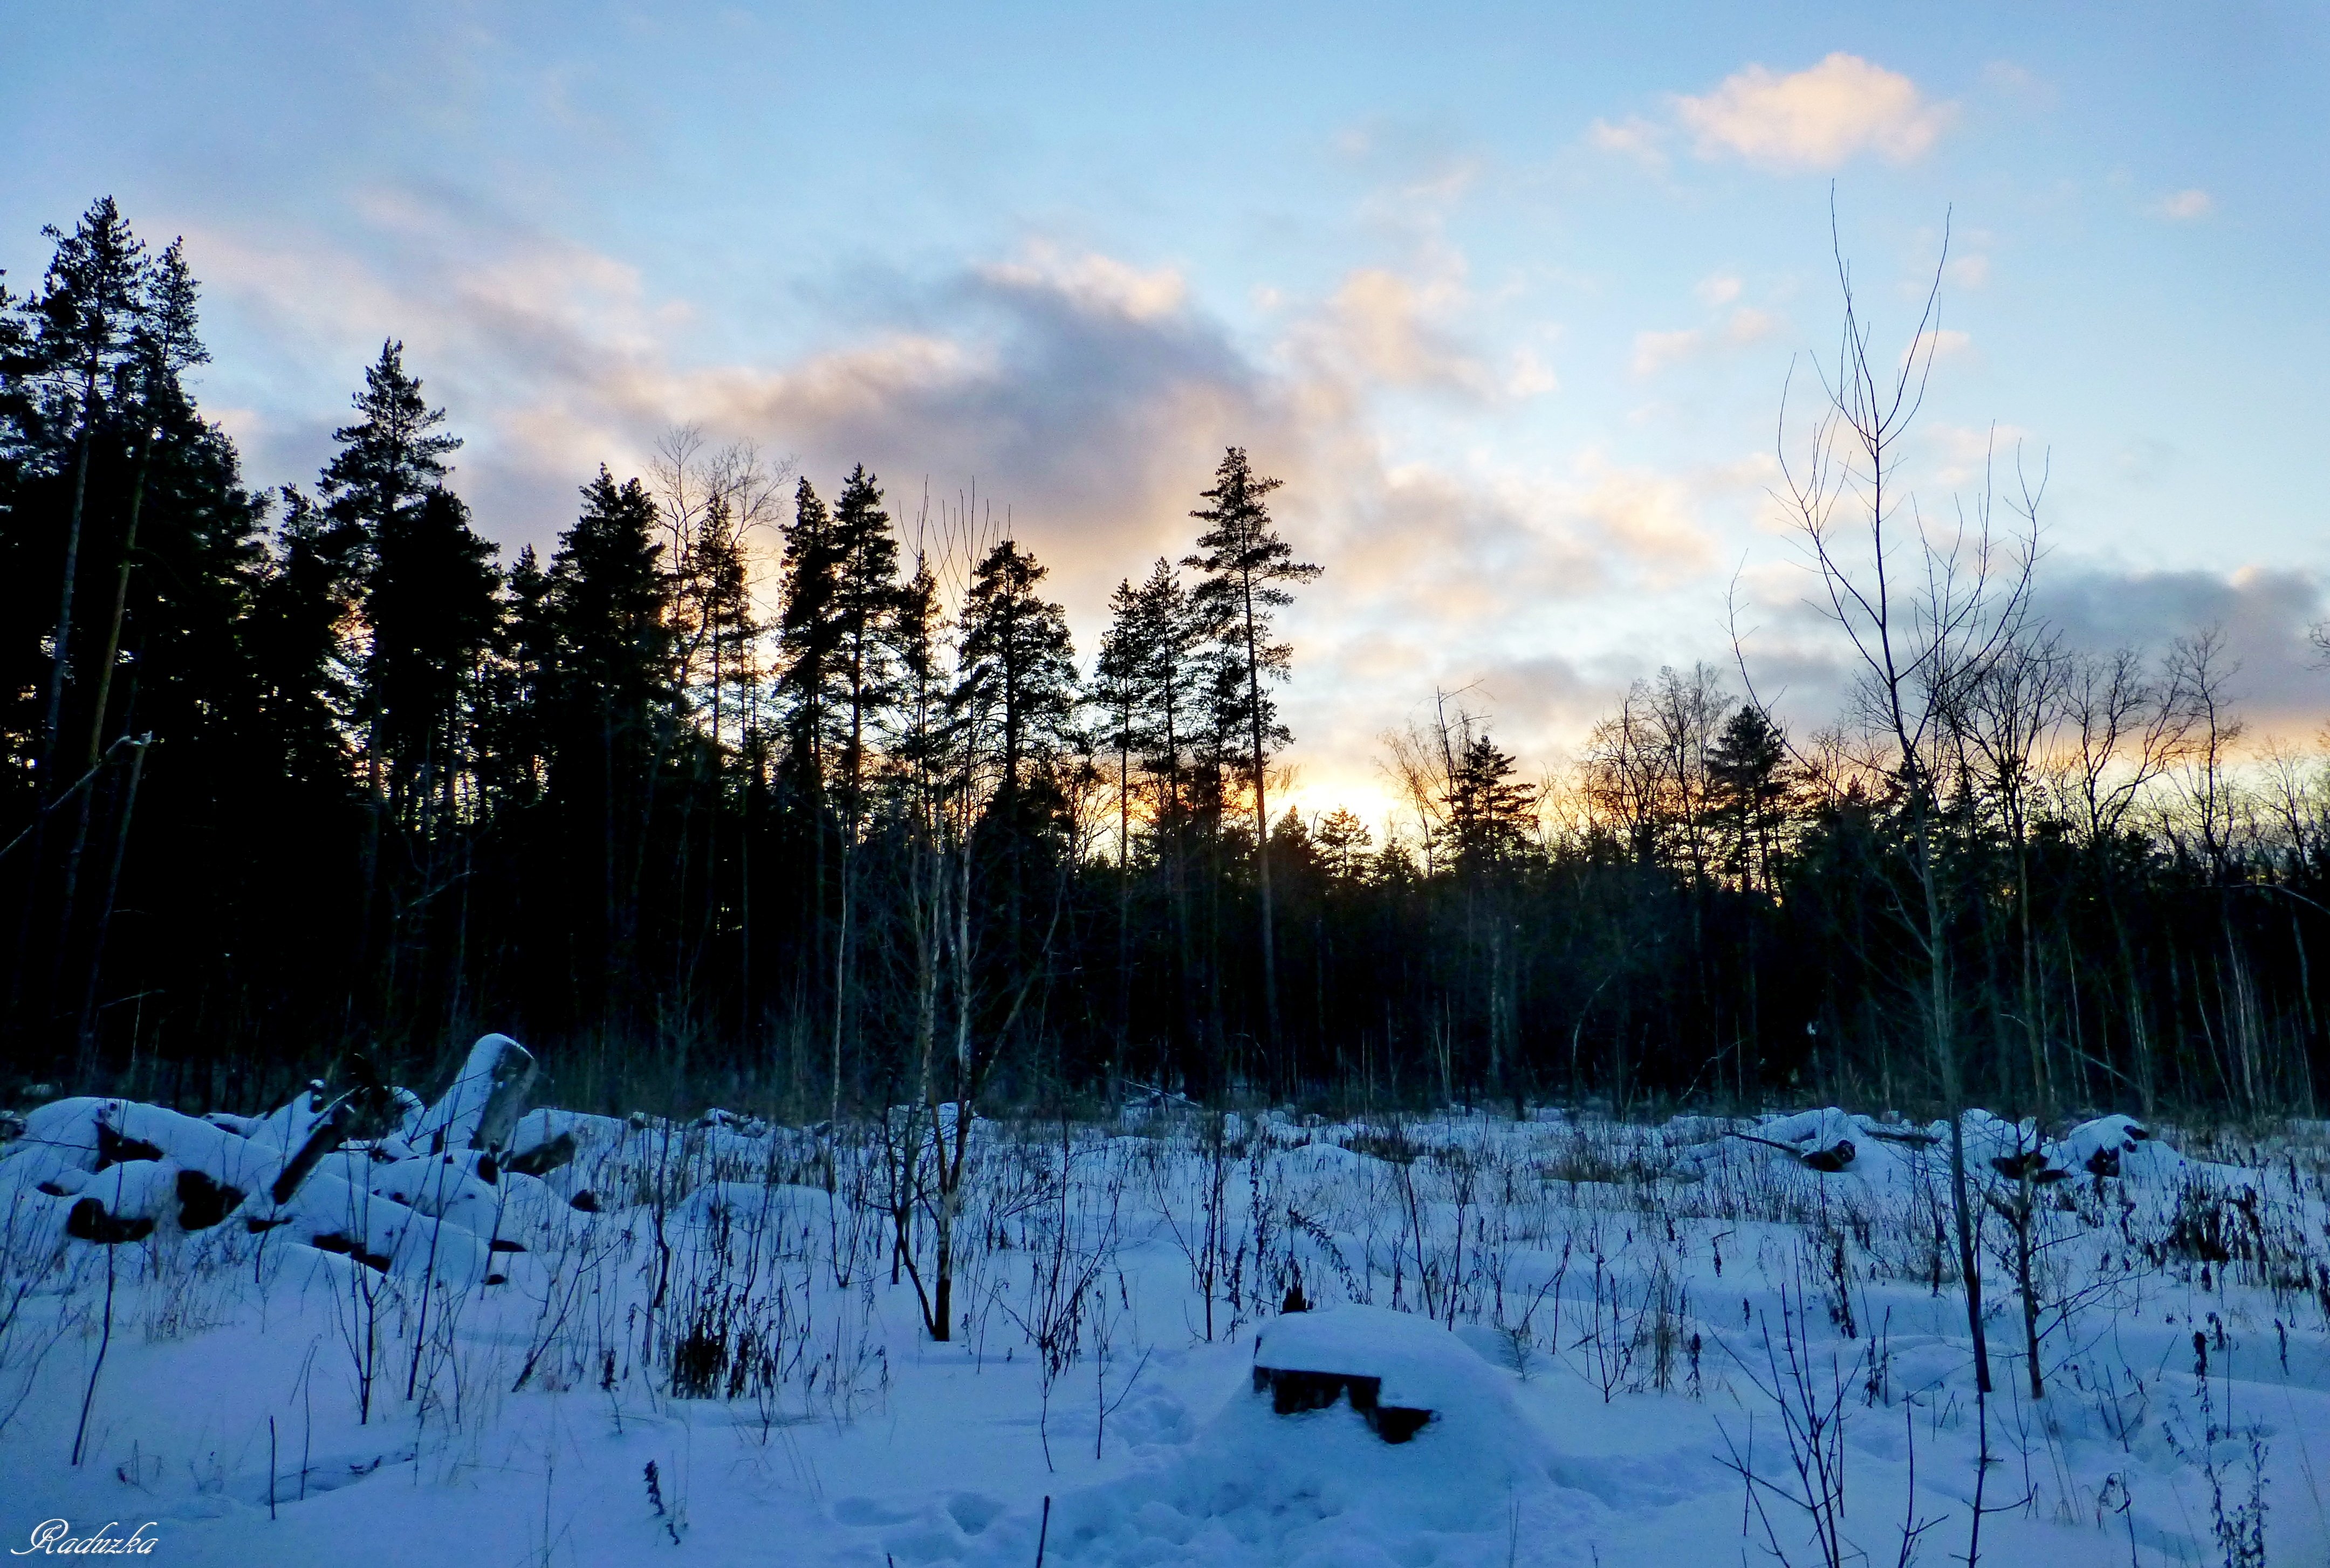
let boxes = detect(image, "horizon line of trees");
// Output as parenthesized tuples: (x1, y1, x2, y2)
(4, 197, 2326, 1125)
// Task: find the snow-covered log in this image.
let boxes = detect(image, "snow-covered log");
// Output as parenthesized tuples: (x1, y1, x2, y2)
(1252, 1304, 1510, 1444)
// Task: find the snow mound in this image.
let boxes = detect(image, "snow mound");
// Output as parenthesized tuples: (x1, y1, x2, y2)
(2057, 1112, 2183, 1178)
(993, 1308, 1553, 1566)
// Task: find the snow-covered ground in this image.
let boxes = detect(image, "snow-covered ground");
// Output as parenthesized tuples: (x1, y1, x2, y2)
(1, 1043, 2321, 1566)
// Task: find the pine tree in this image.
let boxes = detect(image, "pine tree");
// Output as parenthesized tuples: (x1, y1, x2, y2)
(23, 198, 150, 788)
(1095, 573, 1154, 1056)
(81, 237, 211, 773)
(320, 340, 460, 547)
(1184, 448, 1318, 1055)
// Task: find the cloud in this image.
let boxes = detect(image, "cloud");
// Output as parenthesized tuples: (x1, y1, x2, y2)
(1565, 453, 1717, 577)
(1505, 347, 1560, 398)
(1979, 61, 2052, 106)
(1586, 115, 1667, 169)
(2153, 188, 2214, 221)
(1921, 421, 2032, 486)
(1671, 53, 1957, 170)
(978, 243, 1188, 321)
(1695, 273, 1743, 308)
(1725, 307, 1780, 346)
(1947, 253, 1990, 288)
(1632, 307, 1780, 376)
(1902, 327, 1971, 367)
(2032, 563, 2327, 737)
(1308, 266, 1493, 394)
(1632, 327, 1702, 377)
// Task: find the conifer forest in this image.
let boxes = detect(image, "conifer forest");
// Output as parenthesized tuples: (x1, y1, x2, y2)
(3, 196, 2326, 1126)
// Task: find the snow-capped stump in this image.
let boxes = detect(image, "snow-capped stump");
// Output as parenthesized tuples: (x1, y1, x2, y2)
(408, 1033, 537, 1153)
(1251, 1304, 1490, 1443)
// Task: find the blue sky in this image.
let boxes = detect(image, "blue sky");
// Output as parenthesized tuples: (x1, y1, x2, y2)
(5, 1, 2324, 816)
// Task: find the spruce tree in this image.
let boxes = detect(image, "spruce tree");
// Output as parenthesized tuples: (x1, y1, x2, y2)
(248, 486, 362, 788)
(828, 464, 900, 821)
(823, 466, 899, 1119)
(365, 487, 501, 826)
(1315, 807, 1373, 883)
(953, 535, 1079, 1090)
(479, 543, 554, 808)
(1122, 558, 1201, 821)
(1096, 576, 1149, 869)
(320, 341, 462, 807)
(1442, 733, 1534, 870)
(1709, 704, 1790, 894)
(957, 537, 1077, 809)
(547, 470, 669, 740)
(545, 468, 670, 1020)
(776, 477, 840, 797)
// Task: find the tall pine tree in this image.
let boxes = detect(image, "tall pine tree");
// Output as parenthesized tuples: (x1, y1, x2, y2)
(1184, 448, 1317, 1058)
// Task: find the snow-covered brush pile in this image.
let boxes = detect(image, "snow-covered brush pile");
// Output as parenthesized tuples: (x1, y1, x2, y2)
(3, 1048, 2328, 1567)
(3, 1036, 563, 1292)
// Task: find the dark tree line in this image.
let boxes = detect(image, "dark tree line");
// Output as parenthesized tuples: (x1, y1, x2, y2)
(4, 200, 2326, 1122)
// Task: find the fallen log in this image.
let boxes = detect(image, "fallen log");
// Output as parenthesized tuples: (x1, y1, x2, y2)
(1725, 1130, 1859, 1170)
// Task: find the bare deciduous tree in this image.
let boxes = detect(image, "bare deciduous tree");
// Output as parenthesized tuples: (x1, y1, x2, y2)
(1760, 207, 2041, 1402)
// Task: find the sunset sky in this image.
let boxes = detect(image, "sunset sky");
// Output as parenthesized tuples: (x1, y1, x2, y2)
(6, 1, 2324, 824)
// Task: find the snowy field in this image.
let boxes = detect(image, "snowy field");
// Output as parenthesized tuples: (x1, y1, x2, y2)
(1, 1040, 2323, 1566)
